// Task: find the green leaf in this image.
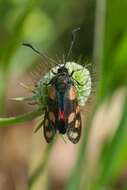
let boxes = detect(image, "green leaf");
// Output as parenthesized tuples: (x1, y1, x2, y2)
(0, 109, 42, 126)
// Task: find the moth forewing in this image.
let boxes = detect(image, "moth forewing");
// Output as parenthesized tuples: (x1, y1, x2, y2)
(43, 113, 56, 143)
(64, 84, 82, 143)
(43, 85, 58, 143)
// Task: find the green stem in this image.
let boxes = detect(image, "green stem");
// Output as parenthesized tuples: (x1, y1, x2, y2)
(0, 109, 43, 126)
(28, 140, 55, 189)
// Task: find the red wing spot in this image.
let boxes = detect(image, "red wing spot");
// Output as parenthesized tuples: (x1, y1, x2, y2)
(59, 111, 64, 120)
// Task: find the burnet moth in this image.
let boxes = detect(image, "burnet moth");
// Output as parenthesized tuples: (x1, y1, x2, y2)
(23, 28, 91, 144)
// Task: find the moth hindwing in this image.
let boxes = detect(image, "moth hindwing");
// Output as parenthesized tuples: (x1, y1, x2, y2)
(43, 65, 82, 144)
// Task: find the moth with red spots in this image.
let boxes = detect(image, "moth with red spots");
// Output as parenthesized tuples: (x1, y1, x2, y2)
(23, 28, 91, 144)
(43, 66, 82, 144)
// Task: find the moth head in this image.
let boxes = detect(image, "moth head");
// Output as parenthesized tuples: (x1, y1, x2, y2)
(57, 66, 69, 75)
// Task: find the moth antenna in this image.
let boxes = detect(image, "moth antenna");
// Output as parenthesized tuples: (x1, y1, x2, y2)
(55, 54, 62, 65)
(62, 54, 66, 65)
(22, 43, 57, 65)
(65, 27, 80, 65)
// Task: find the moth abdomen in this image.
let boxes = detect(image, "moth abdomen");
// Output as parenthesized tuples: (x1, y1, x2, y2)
(57, 120, 66, 134)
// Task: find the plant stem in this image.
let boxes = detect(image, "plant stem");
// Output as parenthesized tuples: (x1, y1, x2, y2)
(0, 109, 43, 127)
(28, 140, 55, 189)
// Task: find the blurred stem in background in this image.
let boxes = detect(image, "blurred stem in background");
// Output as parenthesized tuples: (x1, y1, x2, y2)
(65, 0, 106, 189)
(91, 96, 127, 190)
(28, 140, 55, 189)
(66, 0, 127, 190)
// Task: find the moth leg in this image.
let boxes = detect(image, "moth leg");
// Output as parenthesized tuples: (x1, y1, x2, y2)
(77, 77, 89, 86)
(72, 78, 84, 86)
(43, 77, 57, 86)
(43, 81, 51, 86)
(51, 70, 57, 75)
(70, 69, 82, 77)
(71, 69, 89, 86)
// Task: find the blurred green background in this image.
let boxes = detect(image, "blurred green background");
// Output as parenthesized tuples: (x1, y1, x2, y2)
(0, 0, 127, 190)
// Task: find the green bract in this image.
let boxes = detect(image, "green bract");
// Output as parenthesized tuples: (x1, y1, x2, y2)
(15, 62, 91, 108)
(34, 62, 91, 107)
(66, 62, 91, 106)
